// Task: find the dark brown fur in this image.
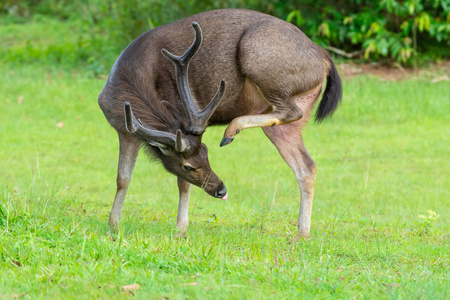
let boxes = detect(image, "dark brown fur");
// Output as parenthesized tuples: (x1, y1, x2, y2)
(99, 9, 333, 130)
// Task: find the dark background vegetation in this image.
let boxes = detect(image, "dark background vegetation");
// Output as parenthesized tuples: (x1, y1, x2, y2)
(1, 0, 449, 75)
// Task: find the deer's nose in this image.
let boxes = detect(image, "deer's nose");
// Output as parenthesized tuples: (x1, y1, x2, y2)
(215, 184, 227, 200)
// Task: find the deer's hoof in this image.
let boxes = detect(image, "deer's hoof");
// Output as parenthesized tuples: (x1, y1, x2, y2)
(220, 137, 234, 147)
(174, 232, 187, 239)
(108, 217, 120, 233)
(289, 233, 311, 244)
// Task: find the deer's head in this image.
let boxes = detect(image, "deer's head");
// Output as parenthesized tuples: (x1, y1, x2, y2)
(123, 22, 228, 200)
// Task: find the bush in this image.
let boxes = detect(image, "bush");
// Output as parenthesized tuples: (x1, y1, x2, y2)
(286, 0, 450, 65)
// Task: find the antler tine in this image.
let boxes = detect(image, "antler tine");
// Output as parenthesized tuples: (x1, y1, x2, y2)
(161, 22, 226, 136)
(161, 22, 202, 67)
(197, 79, 225, 122)
(123, 102, 190, 152)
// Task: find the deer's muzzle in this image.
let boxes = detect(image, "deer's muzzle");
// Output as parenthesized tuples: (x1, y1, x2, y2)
(215, 183, 228, 201)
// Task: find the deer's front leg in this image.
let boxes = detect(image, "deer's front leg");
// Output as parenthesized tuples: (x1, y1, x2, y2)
(109, 133, 141, 231)
(176, 177, 191, 238)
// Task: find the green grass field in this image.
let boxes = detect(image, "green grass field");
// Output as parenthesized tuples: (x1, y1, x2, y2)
(1, 26, 449, 298)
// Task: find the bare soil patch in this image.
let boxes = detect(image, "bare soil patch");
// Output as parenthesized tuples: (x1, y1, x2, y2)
(337, 60, 450, 82)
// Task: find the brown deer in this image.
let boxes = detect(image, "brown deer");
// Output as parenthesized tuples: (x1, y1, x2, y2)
(98, 9, 342, 240)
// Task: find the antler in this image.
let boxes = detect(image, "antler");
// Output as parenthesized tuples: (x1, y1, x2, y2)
(124, 102, 190, 153)
(161, 22, 226, 135)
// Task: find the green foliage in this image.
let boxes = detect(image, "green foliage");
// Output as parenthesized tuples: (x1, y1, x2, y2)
(0, 0, 449, 70)
(286, 0, 450, 64)
(1, 0, 282, 73)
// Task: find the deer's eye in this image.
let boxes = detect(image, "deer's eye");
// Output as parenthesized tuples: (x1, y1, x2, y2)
(182, 165, 196, 172)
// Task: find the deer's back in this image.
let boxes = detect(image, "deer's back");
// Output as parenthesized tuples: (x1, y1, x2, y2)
(99, 9, 328, 130)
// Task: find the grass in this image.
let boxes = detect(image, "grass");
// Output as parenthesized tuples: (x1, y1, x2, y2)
(0, 16, 80, 50)
(1, 44, 449, 300)
(0, 16, 87, 68)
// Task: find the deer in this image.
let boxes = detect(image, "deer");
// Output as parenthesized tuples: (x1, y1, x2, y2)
(98, 9, 342, 240)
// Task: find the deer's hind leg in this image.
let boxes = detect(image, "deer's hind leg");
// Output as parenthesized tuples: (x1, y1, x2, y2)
(221, 85, 322, 146)
(263, 121, 317, 240)
(220, 95, 303, 146)
(109, 132, 141, 231)
(261, 86, 321, 239)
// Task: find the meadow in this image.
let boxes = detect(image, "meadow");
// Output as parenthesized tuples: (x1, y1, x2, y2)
(1, 18, 449, 300)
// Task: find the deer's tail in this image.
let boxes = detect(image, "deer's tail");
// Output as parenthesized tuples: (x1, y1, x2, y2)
(315, 57, 343, 122)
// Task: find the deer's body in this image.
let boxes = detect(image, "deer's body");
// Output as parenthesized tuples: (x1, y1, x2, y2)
(99, 9, 342, 239)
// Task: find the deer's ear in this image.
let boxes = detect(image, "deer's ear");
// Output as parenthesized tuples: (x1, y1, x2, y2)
(148, 141, 173, 156)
